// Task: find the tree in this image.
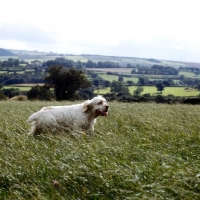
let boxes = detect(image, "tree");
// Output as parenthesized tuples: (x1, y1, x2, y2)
(127, 80, 134, 86)
(196, 84, 200, 90)
(27, 85, 54, 100)
(162, 80, 170, 87)
(110, 80, 130, 95)
(91, 72, 98, 78)
(138, 77, 150, 85)
(118, 76, 124, 82)
(79, 88, 94, 99)
(93, 79, 100, 87)
(44, 66, 91, 100)
(156, 83, 165, 93)
(86, 60, 96, 68)
(104, 80, 111, 87)
(133, 86, 144, 96)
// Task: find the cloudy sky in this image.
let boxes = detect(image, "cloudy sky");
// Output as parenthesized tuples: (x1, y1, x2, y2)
(0, 0, 200, 62)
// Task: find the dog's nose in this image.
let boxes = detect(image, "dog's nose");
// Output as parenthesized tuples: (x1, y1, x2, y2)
(105, 105, 109, 111)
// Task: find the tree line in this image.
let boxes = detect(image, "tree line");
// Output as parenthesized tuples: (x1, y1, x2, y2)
(0, 58, 27, 69)
(1, 57, 200, 102)
(131, 65, 179, 75)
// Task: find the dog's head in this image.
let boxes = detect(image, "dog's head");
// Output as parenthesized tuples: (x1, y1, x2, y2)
(82, 96, 109, 117)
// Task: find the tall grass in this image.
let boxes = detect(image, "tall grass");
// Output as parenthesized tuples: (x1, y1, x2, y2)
(1, 101, 200, 199)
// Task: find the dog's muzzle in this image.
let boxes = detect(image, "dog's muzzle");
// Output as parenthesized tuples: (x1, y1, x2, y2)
(97, 105, 109, 117)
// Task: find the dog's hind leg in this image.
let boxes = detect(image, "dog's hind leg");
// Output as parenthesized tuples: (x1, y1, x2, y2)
(28, 121, 38, 135)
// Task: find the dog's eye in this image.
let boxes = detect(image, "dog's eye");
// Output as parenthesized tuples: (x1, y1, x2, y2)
(98, 101, 102, 105)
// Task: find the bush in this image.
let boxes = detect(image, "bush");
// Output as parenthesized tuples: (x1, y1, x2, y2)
(0, 91, 6, 100)
(27, 85, 54, 100)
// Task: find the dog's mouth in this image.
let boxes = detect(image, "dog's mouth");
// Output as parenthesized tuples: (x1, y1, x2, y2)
(96, 110, 108, 117)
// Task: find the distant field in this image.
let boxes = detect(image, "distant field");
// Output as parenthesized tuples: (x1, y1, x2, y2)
(3, 84, 44, 91)
(129, 86, 200, 96)
(65, 56, 88, 62)
(87, 67, 133, 73)
(97, 73, 138, 83)
(0, 56, 20, 61)
(179, 71, 197, 77)
(95, 86, 200, 97)
(0, 52, 197, 70)
(4, 83, 200, 97)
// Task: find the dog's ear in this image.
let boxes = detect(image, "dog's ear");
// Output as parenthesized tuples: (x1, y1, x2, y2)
(82, 101, 94, 112)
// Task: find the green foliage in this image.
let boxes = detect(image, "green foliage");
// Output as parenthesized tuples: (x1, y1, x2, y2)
(0, 90, 6, 100)
(86, 60, 96, 68)
(133, 86, 144, 96)
(1, 58, 21, 68)
(78, 88, 94, 99)
(2, 87, 22, 98)
(43, 57, 76, 68)
(1, 101, 200, 199)
(27, 85, 54, 100)
(44, 66, 91, 100)
(110, 80, 130, 95)
(156, 83, 165, 93)
(132, 65, 179, 75)
(118, 75, 124, 82)
(138, 77, 150, 85)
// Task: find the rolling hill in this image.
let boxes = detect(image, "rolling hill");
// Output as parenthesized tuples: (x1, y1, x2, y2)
(1, 48, 200, 68)
(0, 48, 16, 56)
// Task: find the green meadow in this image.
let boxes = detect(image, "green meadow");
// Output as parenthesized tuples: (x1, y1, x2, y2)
(96, 86, 200, 97)
(179, 71, 197, 77)
(98, 74, 139, 83)
(3, 84, 200, 97)
(1, 100, 200, 199)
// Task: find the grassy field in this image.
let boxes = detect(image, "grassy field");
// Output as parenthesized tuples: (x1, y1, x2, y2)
(1, 100, 200, 199)
(3, 84, 200, 96)
(97, 73, 138, 83)
(3, 84, 44, 91)
(95, 86, 200, 97)
(129, 86, 200, 97)
(0, 56, 20, 61)
(1, 51, 194, 68)
(87, 68, 133, 73)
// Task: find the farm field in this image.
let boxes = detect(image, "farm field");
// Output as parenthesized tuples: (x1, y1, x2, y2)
(3, 84, 200, 97)
(87, 67, 133, 73)
(0, 101, 200, 199)
(179, 71, 198, 77)
(129, 86, 200, 97)
(65, 55, 88, 62)
(97, 73, 138, 83)
(3, 84, 44, 91)
(0, 56, 20, 61)
(95, 86, 200, 97)
(2, 49, 197, 68)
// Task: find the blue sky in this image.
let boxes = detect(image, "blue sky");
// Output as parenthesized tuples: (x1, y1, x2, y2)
(0, 0, 200, 62)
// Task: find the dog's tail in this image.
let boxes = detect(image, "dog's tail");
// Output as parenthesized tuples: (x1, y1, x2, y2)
(27, 112, 39, 123)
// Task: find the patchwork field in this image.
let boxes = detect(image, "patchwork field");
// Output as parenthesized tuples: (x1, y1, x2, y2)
(1, 50, 197, 68)
(1, 100, 200, 199)
(4, 84, 200, 97)
(95, 86, 200, 97)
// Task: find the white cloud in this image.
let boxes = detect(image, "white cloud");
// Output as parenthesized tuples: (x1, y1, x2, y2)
(0, 0, 200, 62)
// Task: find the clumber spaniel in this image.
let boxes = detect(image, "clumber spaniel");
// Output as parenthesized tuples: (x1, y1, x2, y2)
(27, 96, 109, 135)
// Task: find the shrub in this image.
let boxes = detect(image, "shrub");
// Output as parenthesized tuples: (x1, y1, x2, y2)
(27, 85, 54, 100)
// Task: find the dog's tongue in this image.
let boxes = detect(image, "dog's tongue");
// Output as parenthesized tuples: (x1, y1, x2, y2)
(103, 112, 108, 117)
(97, 111, 108, 117)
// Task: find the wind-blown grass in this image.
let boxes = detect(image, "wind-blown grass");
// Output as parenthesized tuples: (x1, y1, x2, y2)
(1, 101, 200, 199)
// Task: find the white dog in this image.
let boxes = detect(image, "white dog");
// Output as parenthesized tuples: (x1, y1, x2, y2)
(27, 96, 109, 135)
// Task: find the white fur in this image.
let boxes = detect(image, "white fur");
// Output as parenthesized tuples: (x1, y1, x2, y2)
(27, 96, 109, 135)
